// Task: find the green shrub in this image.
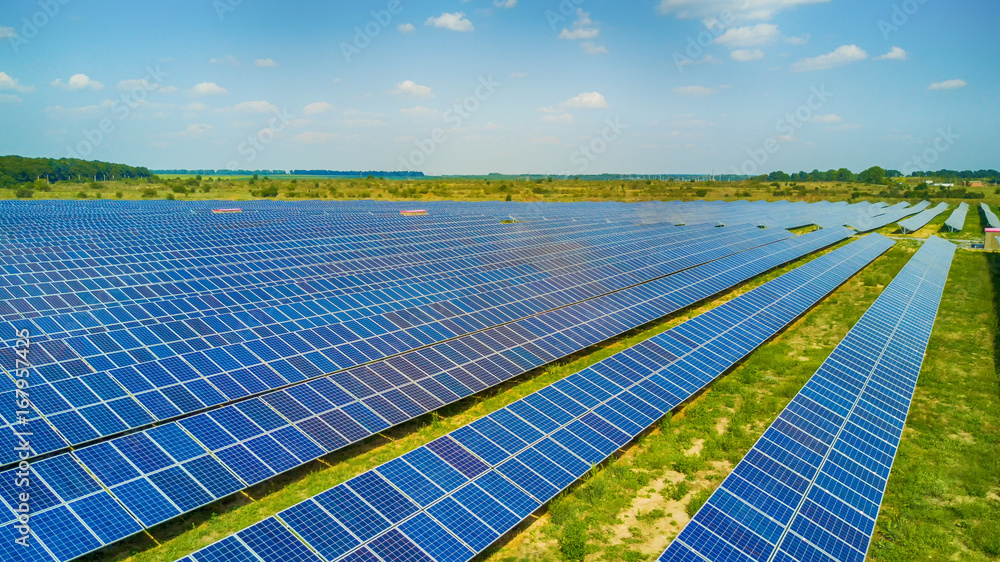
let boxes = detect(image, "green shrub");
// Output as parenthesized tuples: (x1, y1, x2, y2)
(686, 489, 713, 518)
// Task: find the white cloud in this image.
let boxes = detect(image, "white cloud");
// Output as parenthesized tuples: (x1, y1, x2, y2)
(559, 27, 600, 40)
(731, 49, 764, 61)
(231, 100, 278, 113)
(51, 74, 104, 91)
(672, 85, 721, 96)
(160, 85, 179, 94)
(391, 80, 434, 98)
(542, 113, 575, 124)
(187, 102, 209, 111)
(187, 82, 229, 95)
(563, 91, 608, 109)
(657, 0, 831, 21)
(175, 124, 213, 138)
(296, 131, 341, 143)
(808, 114, 842, 123)
(210, 55, 240, 66)
(677, 54, 722, 68)
(254, 58, 278, 67)
(581, 42, 609, 55)
(510, 72, 527, 78)
(0, 26, 16, 39)
(828, 123, 862, 131)
(426, 12, 474, 32)
(784, 34, 810, 45)
(304, 102, 334, 115)
(493, 0, 517, 8)
(791, 45, 868, 72)
(928, 79, 967, 90)
(0, 94, 22, 103)
(877, 46, 907, 61)
(0, 72, 34, 93)
(401, 106, 440, 118)
(714, 24, 779, 47)
(398, 23, 415, 33)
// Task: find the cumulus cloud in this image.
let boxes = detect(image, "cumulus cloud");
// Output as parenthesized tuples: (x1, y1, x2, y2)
(231, 100, 278, 113)
(542, 113, 575, 124)
(563, 91, 609, 109)
(510, 72, 528, 78)
(0, 72, 34, 93)
(175, 124, 213, 138)
(0, 94, 22, 103)
(398, 23, 415, 33)
(391, 80, 434, 98)
(784, 34, 811, 45)
(426, 12, 474, 32)
(714, 24, 780, 47)
(558, 9, 606, 54)
(791, 45, 868, 72)
(877, 46, 907, 61)
(0, 26, 16, 39)
(493, 0, 517, 8)
(51, 74, 104, 90)
(304, 102, 334, 115)
(672, 85, 722, 96)
(187, 82, 229, 95)
(254, 58, 278, 67)
(657, 0, 831, 21)
(730, 49, 764, 61)
(928, 79, 967, 90)
(808, 114, 843, 123)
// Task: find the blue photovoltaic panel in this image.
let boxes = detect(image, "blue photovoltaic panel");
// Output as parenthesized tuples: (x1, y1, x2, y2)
(897, 202, 949, 234)
(981, 202, 1000, 229)
(179, 233, 894, 562)
(944, 202, 969, 232)
(661, 236, 955, 562)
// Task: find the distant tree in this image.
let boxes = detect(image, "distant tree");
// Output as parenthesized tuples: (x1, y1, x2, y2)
(859, 166, 887, 185)
(14, 187, 33, 199)
(505, 194, 512, 201)
(836, 168, 855, 182)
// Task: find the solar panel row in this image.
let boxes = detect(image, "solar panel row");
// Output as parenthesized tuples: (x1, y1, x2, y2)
(1, 223, 774, 465)
(850, 201, 930, 233)
(173, 233, 894, 562)
(944, 202, 969, 232)
(897, 202, 949, 234)
(660, 236, 955, 562)
(0, 227, 853, 562)
(980, 202, 1000, 229)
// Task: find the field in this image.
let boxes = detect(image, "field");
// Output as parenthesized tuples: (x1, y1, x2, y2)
(59, 202, 998, 561)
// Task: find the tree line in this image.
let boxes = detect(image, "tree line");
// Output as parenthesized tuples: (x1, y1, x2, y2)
(760, 166, 999, 184)
(0, 156, 154, 188)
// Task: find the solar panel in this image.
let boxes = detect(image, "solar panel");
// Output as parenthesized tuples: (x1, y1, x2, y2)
(944, 202, 969, 232)
(661, 236, 956, 562)
(177, 233, 894, 562)
(897, 202, 949, 234)
(2, 223, 782, 465)
(1, 226, 855, 561)
(981, 202, 1000, 229)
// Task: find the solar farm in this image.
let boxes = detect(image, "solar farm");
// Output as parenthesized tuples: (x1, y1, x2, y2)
(0, 198, 993, 562)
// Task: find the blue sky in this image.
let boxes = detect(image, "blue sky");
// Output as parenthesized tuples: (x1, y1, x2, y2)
(0, 0, 996, 175)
